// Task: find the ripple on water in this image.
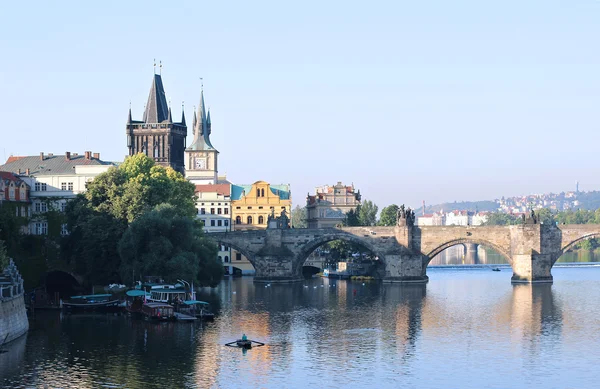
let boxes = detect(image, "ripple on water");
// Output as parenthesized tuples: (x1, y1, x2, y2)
(3, 268, 600, 388)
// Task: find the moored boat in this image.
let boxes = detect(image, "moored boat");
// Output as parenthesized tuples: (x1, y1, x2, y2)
(177, 300, 215, 320)
(62, 294, 121, 313)
(141, 302, 176, 321)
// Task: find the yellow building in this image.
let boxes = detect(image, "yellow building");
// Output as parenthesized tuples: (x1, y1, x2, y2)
(230, 181, 292, 275)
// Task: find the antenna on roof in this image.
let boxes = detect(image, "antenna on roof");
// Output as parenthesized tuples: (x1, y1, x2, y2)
(200, 77, 203, 90)
(159, 60, 162, 75)
(153, 58, 156, 74)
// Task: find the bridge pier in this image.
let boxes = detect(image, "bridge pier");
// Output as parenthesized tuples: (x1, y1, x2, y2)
(382, 254, 429, 284)
(464, 243, 479, 264)
(510, 253, 553, 284)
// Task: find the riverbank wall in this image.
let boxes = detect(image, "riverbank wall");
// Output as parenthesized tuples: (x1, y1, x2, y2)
(0, 259, 28, 345)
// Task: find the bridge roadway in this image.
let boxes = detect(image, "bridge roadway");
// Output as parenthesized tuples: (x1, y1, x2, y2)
(207, 224, 600, 283)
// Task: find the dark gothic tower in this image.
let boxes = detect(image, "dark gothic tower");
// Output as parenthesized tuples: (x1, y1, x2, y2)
(126, 74, 187, 173)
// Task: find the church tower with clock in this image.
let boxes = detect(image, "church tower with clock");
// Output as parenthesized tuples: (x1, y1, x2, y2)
(184, 88, 219, 184)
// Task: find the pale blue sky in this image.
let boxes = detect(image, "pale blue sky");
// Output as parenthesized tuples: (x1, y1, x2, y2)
(1, 0, 599, 209)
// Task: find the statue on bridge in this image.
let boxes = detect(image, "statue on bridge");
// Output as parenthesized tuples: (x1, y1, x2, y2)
(396, 204, 415, 227)
(523, 209, 538, 225)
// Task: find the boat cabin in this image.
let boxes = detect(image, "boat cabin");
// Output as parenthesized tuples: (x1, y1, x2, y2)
(146, 284, 189, 304)
(142, 302, 174, 321)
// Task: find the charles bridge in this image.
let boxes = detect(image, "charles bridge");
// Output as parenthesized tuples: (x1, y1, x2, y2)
(207, 223, 600, 283)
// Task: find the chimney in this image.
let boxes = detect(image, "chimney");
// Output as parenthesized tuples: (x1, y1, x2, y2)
(65, 152, 71, 161)
(40, 152, 44, 161)
(26, 168, 30, 175)
(17, 169, 21, 174)
(72, 153, 78, 157)
(47, 153, 53, 157)
(85, 151, 91, 160)
(93, 152, 100, 160)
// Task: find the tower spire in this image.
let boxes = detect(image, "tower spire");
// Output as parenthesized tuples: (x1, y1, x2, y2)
(181, 102, 186, 126)
(143, 74, 169, 123)
(127, 101, 132, 124)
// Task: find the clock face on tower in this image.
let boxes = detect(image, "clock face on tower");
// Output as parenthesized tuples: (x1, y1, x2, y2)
(195, 157, 207, 170)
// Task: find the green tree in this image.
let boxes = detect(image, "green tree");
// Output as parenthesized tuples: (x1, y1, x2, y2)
(359, 200, 378, 226)
(85, 153, 197, 223)
(343, 207, 360, 226)
(0, 240, 8, 269)
(378, 204, 399, 226)
(484, 212, 521, 226)
(118, 205, 222, 287)
(291, 205, 307, 228)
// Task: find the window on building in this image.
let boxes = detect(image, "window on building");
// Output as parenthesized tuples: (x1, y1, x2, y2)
(61, 182, 67, 191)
(261, 189, 265, 197)
(68, 182, 73, 191)
(211, 203, 215, 206)
(218, 256, 222, 262)
(281, 207, 286, 210)
(41, 183, 47, 191)
(217, 208, 222, 214)
(19, 186, 25, 200)
(61, 224, 68, 236)
(211, 208, 215, 214)
(20, 206, 25, 217)
(200, 208, 206, 215)
(258, 206, 263, 209)
(224, 220, 229, 227)
(247, 216, 253, 224)
(15, 207, 19, 217)
(40, 202, 47, 212)
(224, 256, 229, 263)
(235, 216, 241, 224)
(236, 206, 241, 209)
(258, 216, 264, 224)
(210, 220, 216, 226)
(236, 253, 242, 261)
(217, 220, 222, 227)
(248, 206, 252, 209)
(60, 202, 67, 212)
(35, 182, 40, 191)
(35, 202, 40, 213)
(36, 222, 48, 235)
(8, 185, 15, 199)
(218, 203, 221, 206)
(224, 208, 229, 215)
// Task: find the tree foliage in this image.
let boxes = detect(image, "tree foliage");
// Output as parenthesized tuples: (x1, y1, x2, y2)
(359, 200, 378, 226)
(378, 204, 399, 226)
(343, 207, 361, 226)
(85, 153, 197, 223)
(118, 205, 221, 287)
(0, 240, 8, 269)
(291, 205, 307, 228)
(484, 212, 522, 226)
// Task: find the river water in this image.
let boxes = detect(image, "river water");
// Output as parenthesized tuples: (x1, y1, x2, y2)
(2, 265, 600, 389)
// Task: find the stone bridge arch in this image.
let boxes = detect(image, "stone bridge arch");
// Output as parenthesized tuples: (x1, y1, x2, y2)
(557, 225, 600, 265)
(424, 238, 513, 265)
(292, 230, 390, 275)
(205, 233, 261, 270)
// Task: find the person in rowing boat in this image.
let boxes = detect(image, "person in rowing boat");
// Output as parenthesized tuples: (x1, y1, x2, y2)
(242, 333, 247, 341)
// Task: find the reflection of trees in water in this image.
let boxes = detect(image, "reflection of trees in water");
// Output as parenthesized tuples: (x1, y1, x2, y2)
(7, 312, 201, 388)
(0, 334, 26, 381)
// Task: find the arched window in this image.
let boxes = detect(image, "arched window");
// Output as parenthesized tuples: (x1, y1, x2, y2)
(218, 256, 222, 262)
(224, 256, 229, 263)
(258, 216, 264, 224)
(247, 216, 253, 224)
(154, 144, 159, 158)
(236, 216, 242, 224)
(261, 189, 265, 197)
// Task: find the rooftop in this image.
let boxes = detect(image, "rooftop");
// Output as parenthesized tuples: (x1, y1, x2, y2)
(0, 153, 115, 176)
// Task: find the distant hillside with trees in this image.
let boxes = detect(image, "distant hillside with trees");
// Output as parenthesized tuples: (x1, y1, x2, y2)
(416, 200, 499, 214)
